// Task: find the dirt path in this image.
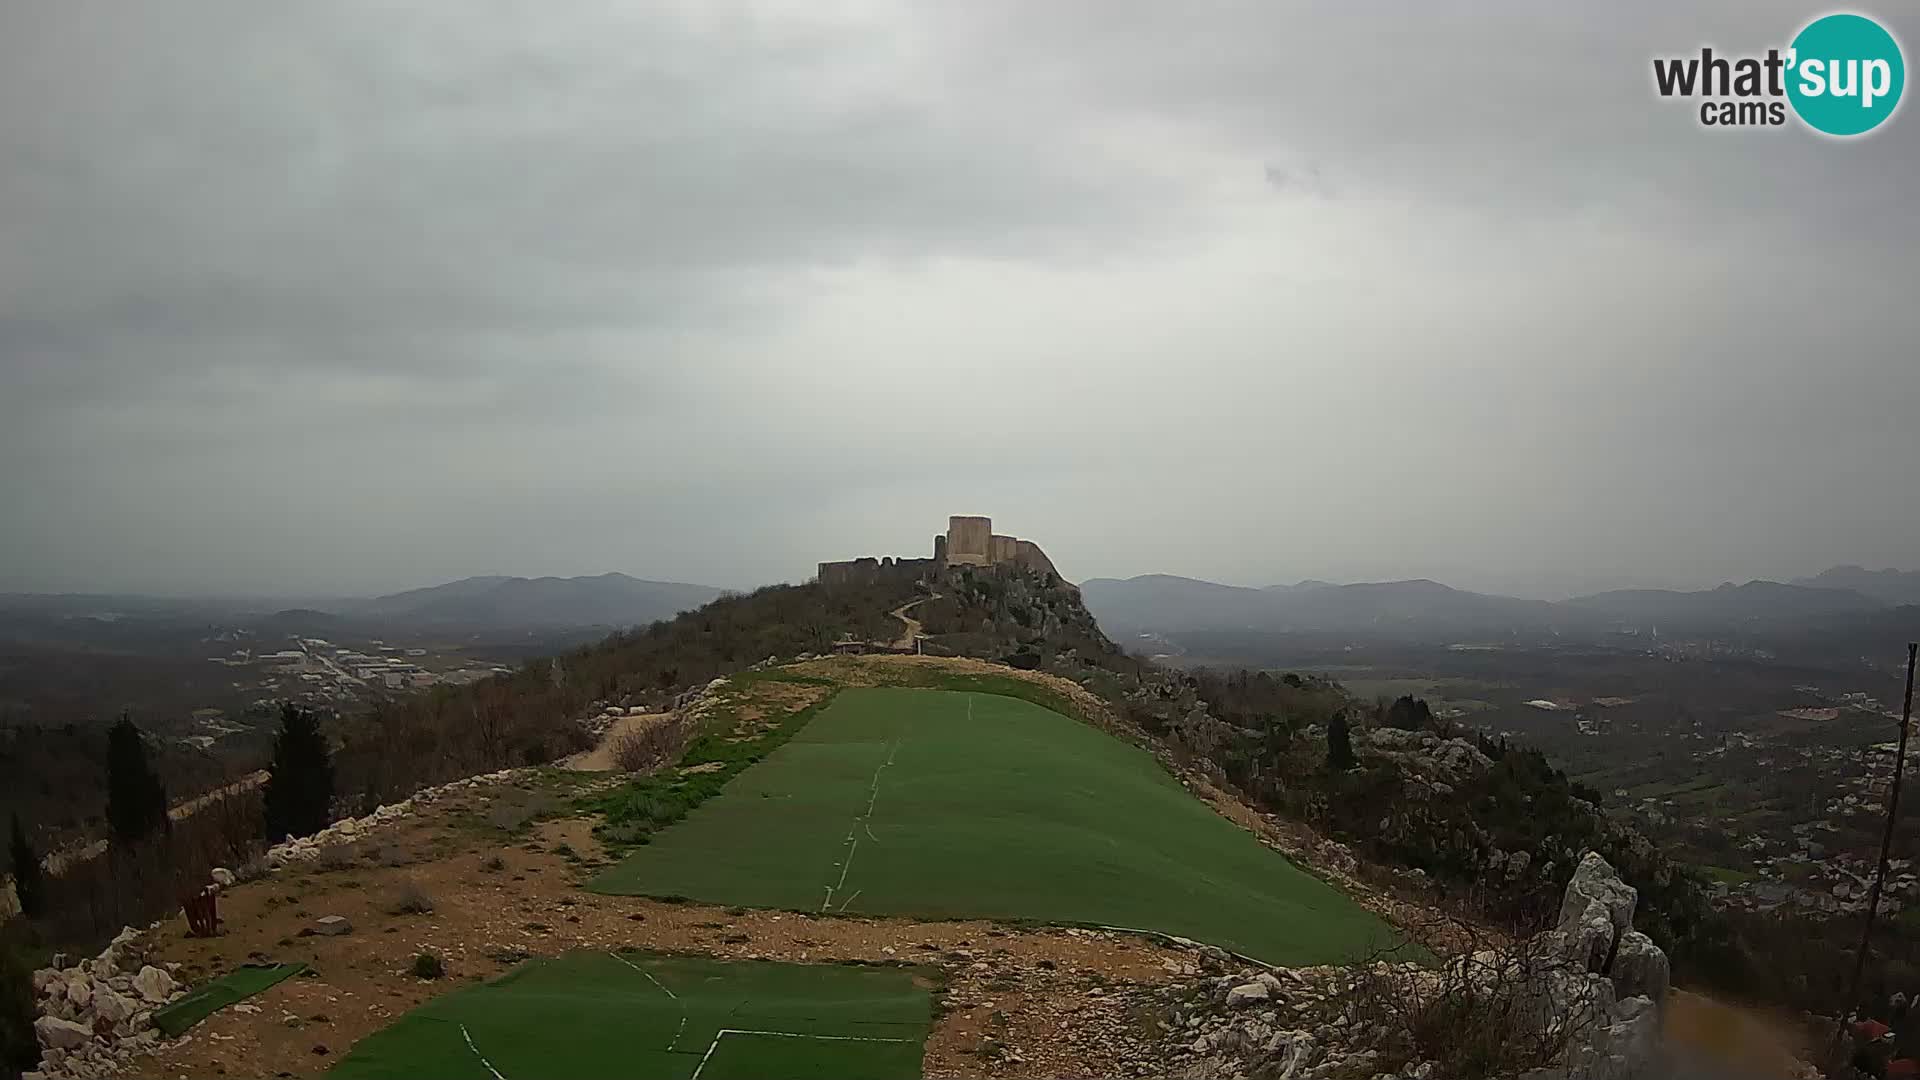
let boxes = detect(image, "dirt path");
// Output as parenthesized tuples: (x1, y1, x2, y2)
(888, 593, 938, 650)
(559, 712, 670, 771)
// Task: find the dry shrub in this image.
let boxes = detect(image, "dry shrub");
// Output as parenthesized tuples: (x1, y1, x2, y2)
(1334, 930, 1605, 1080)
(386, 879, 435, 915)
(610, 718, 691, 774)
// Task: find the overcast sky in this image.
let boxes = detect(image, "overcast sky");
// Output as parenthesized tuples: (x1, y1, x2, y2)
(2, 2, 1916, 600)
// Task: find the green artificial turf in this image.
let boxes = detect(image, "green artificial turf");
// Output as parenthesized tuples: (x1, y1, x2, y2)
(151, 962, 307, 1037)
(590, 687, 1402, 965)
(330, 952, 931, 1080)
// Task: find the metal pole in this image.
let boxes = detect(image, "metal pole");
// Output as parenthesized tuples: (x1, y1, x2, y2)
(1836, 642, 1920, 1060)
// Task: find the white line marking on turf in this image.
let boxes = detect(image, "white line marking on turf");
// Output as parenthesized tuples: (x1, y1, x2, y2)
(688, 1029, 910, 1080)
(822, 739, 899, 910)
(460, 1023, 508, 1080)
(607, 951, 688, 1049)
(607, 951, 677, 999)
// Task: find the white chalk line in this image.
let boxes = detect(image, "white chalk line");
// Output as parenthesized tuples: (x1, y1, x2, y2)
(607, 951, 688, 1050)
(460, 1022, 508, 1080)
(821, 739, 899, 912)
(688, 1028, 910, 1080)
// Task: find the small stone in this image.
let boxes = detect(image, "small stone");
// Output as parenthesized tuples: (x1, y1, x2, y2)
(312, 915, 353, 936)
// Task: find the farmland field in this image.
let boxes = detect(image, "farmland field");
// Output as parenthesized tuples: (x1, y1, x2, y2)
(330, 952, 932, 1080)
(591, 687, 1397, 965)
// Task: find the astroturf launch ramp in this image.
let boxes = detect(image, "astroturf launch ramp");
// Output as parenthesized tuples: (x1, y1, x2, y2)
(330, 952, 931, 1080)
(590, 687, 1397, 965)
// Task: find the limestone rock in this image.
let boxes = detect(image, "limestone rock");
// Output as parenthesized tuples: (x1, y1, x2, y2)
(1563, 897, 1617, 972)
(1225, 981, 1270, 1007)
(1610, 931, 1669, 1004)
(313, 914, 352, 936)
(210, 867, 236, 887)
(132, 965, 175, 1004)
(93, 986, 138, 1027)
(63, 975, 93, 1011)
(34, 1015, 92, 1051)
(1558, 852, 1636, 937)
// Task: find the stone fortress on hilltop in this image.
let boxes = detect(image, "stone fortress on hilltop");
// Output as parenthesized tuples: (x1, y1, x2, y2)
(817, 515, 1063, 588)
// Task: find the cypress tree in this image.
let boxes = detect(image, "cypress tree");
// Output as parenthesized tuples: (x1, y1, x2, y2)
(1326, 709, 1357, 771)
(263, 703, 335, 842)
(6, 814, 42, 919)
(105, 715, 168, 844)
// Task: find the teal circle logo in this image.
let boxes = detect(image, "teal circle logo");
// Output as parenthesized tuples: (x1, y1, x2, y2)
(1787, 13, 1905, 136)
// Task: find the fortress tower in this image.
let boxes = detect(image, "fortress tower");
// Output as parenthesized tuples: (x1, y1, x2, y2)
(944, 515, 993, 567)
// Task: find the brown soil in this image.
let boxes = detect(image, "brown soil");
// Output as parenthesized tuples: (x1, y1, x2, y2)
(130, 775, 1184, 1080)
(557, 713, 669, 772)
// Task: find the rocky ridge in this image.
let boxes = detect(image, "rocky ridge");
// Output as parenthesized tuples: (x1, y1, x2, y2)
(1160, 852, 1689, 1080)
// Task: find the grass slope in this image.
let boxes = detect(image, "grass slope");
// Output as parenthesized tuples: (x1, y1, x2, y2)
(330, 952, 931, 1080)
(591, 687, 1397, 965)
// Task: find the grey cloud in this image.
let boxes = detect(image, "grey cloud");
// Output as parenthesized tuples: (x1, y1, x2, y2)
(2, 1, 1916, 596)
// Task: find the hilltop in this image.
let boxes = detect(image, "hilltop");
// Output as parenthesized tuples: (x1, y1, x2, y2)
(3, 518, 1830, 1079)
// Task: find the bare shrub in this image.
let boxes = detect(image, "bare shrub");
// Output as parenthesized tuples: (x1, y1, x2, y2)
(1333, 929, 1605, 1079)
(610, 718, 691, 774)
(385, 879, 435, 915)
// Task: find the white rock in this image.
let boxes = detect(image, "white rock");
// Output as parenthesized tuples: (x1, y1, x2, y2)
(313, 914, 353, 936)
(1225, 982, 1271, 1007)
(132, 965, 176, 1004)
(34, 1015, 92, 1051)
(210, 867, 236, 887)
(64, 975, 93, 1010)
(93, 987, 137, 1027)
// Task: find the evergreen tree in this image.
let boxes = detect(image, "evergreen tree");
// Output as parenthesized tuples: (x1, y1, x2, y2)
(105, 715, 168, 844)
(1326, 709, 1357, 771)
(263, 703, 335, 842)
(1383, 694, 1435, 732)
(6, 814, 41, 919)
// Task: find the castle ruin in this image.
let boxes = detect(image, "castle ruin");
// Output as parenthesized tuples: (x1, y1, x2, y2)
(817, 515, 1062, 587)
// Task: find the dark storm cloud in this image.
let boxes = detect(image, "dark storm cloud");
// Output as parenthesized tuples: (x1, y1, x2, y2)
(2, 1, 1916, 596)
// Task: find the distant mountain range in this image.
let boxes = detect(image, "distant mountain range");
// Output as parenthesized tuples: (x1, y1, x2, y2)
(1080, 575, 1562, 638)
(1792, 565, 1920, 607)
(1082, 566, 1916, 643)
(0, 573, 727, 633)
(338, 574, 725, 629)
(1564, 580, 1882, 622)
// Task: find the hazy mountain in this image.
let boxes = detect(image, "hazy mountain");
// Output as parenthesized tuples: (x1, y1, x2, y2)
(1081, 574, 1563, 639)
(1794, 566, 1920, 607)
(1564, 580, 1884, 624)
(348, 573, 725, 629)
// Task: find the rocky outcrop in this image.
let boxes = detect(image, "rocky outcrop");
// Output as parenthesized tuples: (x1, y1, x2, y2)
(1162, 852, 1677, 1080)
(28, 927, 182, 1079)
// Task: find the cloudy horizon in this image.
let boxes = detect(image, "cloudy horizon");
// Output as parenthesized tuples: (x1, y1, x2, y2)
(3, 2, 1916, 602)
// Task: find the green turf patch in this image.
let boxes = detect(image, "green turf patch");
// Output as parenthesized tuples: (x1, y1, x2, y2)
(586, 688, 841, 849)
(329, 952, 931, 1080)
(590, 687, 1403, 966)
(151, 962, 307, 1037)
